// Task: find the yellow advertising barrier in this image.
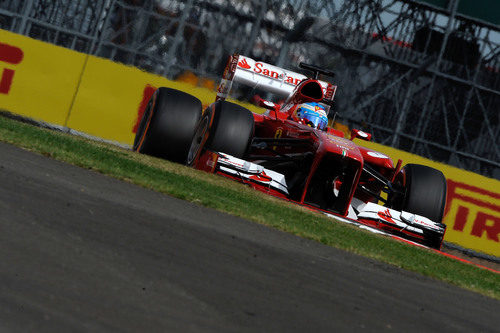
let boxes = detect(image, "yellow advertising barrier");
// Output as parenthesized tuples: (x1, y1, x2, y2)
(0, 30, 498, 257)
(0, 29, 87, 125)
(67, 56, 263, 144)
(68, 56, 211, 143)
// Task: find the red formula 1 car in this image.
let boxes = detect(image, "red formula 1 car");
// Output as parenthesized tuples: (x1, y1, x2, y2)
(133, 54, 447, 249)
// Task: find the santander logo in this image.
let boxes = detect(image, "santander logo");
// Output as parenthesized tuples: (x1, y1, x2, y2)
(249, 171, 272, 183)
(237, 57, 302, 86)
(414, 218, 434, 228)
(378, 209, 395, 224)
(238, 58, 251, 69)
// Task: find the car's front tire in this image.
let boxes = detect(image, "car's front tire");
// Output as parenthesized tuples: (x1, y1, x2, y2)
(390, 164, 447, 248)
(394, 164, 447, 223)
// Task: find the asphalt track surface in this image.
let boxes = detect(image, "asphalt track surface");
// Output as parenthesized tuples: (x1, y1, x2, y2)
(0, 142, 498, 332)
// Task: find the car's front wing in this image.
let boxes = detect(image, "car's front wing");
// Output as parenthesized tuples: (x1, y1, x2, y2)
(194, 150, 446, 248)
(354, 202, 446, 246)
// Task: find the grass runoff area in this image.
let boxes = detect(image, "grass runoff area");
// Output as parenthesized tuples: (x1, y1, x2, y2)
(0, 113, 498, 300)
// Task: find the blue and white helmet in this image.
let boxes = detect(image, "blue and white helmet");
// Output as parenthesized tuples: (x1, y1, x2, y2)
(295, 102, 328, 130)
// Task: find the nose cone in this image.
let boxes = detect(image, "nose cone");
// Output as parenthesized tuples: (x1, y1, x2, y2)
(322, 133, 363, 163)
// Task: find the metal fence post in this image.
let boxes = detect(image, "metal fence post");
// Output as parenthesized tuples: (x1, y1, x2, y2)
(391, 56, 435, 147)
(18, 0, 35, 34)
(409, 0, 459, 154)
(243, 1, 267, 56)
(163, 0, 195, 77)
(89, 0, 113, 55)
(93, 0, 116, 56)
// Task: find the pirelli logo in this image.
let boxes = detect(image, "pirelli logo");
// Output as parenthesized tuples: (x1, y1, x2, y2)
(0, 42, 24, 95)
(444, 180, 500, 255)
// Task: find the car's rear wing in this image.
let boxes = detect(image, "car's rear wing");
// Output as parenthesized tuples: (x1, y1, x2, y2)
(216, 54, 337, 103)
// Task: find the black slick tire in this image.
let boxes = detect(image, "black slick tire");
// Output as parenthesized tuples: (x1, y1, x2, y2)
(133, 87, 202, 163)
(398, 164, 447, 223)
(206, 101, 254, 158)
(390, 164, 447, 249)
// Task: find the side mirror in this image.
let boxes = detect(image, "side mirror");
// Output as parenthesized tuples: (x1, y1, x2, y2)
(257, 98, 276, 110)
(350, 129, 372, 141)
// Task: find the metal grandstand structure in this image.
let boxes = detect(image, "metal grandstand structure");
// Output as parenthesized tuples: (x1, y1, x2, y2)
(0, 0, 499, 178)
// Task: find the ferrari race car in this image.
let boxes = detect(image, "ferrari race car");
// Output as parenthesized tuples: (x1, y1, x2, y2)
(133, 54, 447, 249)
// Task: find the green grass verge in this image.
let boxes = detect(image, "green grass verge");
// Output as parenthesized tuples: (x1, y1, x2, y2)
(0, 114, 498, 299)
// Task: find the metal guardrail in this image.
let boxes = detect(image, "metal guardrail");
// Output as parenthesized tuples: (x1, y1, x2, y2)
(1, 0, 498, 179)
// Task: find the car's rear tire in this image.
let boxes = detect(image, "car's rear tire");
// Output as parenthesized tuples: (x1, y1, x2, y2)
(395, 164, 447, 223)
(133, 87, 202, 163)
(207, 101, 254, 158)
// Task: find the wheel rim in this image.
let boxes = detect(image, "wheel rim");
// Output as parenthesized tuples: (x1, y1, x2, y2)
(186, 115, 209, 166)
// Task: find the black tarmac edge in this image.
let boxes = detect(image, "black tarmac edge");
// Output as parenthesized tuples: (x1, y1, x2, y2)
(0, 141, 498, 332)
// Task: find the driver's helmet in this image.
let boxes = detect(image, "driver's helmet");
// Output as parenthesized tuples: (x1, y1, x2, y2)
(295, 102, 328, 130)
